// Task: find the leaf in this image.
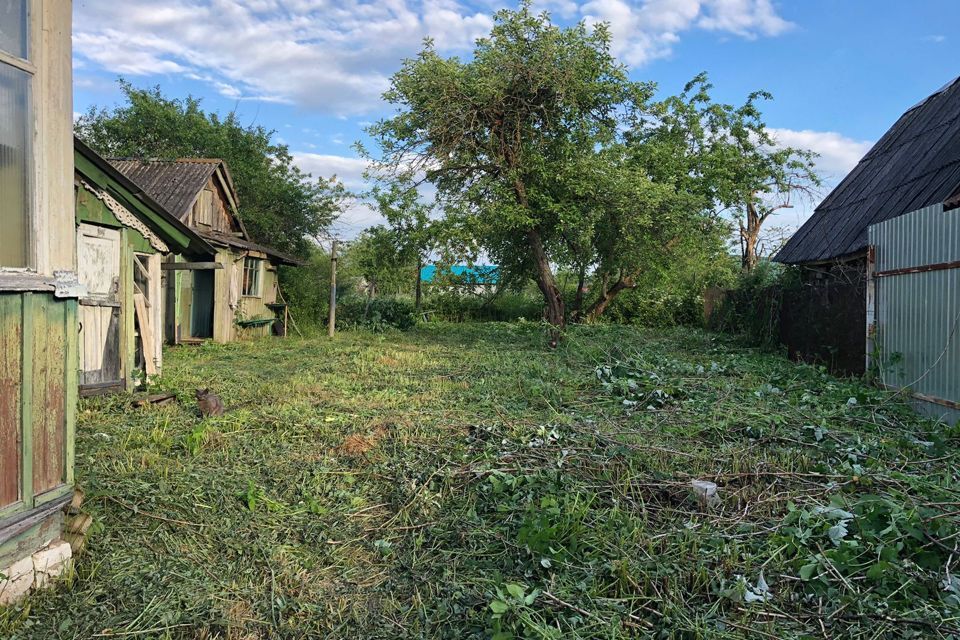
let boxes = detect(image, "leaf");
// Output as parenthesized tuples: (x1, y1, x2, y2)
(828, 521, 849, 545)
(799, 563, 819, 581)
(505, 583, 525, 599)
(490, 600, 510, 614)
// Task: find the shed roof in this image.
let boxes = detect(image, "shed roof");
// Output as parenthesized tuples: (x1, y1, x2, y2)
(109, 158, 230, 221)
(74, 138, 214, 258)
(200, 230, 302, 266)
(776, 77, 960, 264)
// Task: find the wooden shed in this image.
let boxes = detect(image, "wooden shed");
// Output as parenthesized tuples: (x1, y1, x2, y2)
(0, 0, 77, 601)
(74, 138, 215, 395)
(110, 159, 300, 343)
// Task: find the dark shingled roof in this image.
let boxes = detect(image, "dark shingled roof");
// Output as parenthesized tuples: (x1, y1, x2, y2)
(776, 77, 960, 264)
(109, 159, 222, 220)
(199, 231, 302, 266)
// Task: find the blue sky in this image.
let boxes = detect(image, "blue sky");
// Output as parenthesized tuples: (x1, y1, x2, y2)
(72, 0, 959, 239)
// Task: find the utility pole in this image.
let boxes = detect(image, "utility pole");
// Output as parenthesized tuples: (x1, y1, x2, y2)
(328, 239, 338, 338)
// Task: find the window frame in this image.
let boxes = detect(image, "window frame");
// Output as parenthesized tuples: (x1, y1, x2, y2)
(0, 0, 36, 271)
(242, 256, 263, 298)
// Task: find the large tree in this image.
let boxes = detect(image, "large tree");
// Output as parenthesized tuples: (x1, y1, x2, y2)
(369, 180, 436, 308)
(366, 5, 648, 341)
(76, 81, 345, 256)
(629, 74, 820, 271)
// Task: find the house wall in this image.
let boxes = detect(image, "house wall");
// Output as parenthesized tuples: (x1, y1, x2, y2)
(0, 0, 76, 579)
(164, 249, 281, 344)
(76, 181, 164, 389)
(869, 204, 960, 424)
(188, 176, 238, 235)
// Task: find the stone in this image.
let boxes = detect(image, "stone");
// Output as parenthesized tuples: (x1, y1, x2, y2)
(32, 541, 72, 588)
(0, 556, 35, 605)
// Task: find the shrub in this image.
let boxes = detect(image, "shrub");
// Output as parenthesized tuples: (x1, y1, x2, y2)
(424, 291, 543, 323)
(337, 295, 417, 332)
(709, 261, 800, 346)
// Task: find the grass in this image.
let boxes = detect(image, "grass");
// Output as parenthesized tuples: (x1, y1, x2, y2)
(2, 322, 959, 639)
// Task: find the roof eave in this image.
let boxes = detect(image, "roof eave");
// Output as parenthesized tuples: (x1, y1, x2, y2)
(74, 138, 217, 257)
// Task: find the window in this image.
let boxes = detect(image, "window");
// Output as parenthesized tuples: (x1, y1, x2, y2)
(0, 1, 31, 268)
(242, 257, 262, 297)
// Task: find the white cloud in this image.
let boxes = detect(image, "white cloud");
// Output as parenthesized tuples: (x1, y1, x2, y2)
(767, 128, 873, 178)
(73, 0, 491, 116)
(292, 152, 370, 188)
(581, 0, 791, 67)
(74, 0, 794, 115)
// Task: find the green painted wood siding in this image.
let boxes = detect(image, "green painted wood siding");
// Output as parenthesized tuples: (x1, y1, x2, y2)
(0, 292, 77, 517)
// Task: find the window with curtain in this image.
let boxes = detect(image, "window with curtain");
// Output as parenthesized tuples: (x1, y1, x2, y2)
(0, 1, 31, 268)
(242, 257, 262, 297)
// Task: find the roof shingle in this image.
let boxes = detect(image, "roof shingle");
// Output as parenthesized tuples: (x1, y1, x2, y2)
(776, 77, 960, 264)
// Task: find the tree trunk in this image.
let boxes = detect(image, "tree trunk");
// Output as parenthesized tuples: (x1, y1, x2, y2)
(583, 274, 635, 322)
(527, 228, 565, 347)
(570, 263, 587, 322)
(415, 257, 423, 310)
(740, 201, 761, 271)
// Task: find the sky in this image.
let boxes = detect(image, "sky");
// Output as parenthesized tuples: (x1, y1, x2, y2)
(71, 0, 960, 239)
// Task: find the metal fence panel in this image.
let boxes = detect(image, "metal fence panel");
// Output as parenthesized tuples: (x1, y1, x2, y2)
(869, 204, 960, 424)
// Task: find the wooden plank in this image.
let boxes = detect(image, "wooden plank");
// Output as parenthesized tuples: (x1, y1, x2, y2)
(160, 262, 223, 271)
(20, 294, 33, 509)
(32, 296, 66, 495)
(64, 300, 77, 486)
(0, 295, 23, 508)
(0, 273, 55, 293)
(133, 293, 157, 376)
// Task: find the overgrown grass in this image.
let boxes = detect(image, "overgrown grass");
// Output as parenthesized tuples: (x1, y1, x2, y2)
(2, 323, 959, 638)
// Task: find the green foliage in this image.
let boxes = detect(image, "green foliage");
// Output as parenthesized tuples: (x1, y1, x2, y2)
(276, 246, 333, 327)
(345, 226, 418, 298)
(76, 81, 345, 256)
(336, 295, 417, 332)
(710, 261, 800, 346)
(425, 291, 543, 323)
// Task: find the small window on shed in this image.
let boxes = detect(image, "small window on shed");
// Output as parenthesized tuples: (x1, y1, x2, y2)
(242, 257, 262, 297)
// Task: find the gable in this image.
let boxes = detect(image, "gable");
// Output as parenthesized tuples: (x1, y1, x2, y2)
(188, 175, 243, 236)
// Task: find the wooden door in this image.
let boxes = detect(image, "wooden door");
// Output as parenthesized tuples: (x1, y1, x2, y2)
(77, 223, 123, 391)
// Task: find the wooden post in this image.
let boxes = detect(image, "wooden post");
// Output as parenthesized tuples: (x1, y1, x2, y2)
(865, 244, 877, 378)
(328, 239, 338, 338)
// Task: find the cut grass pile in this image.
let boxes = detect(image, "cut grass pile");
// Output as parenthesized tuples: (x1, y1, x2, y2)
(2, 322, 960, 639)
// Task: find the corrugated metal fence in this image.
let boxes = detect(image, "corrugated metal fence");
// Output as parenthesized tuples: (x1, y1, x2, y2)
(868, 203, 960, 424)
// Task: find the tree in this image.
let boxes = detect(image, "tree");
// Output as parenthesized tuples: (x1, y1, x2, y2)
(76, 81, 345, 256)
(346, 226, 417, 300)
(369, 180, 436, 308)
(628, 74, 820, 272)
(365, 4, 647, 342)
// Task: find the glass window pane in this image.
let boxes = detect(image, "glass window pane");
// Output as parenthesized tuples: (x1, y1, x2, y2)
(0, 1, 27, 60)
(0, 62, 30, 267)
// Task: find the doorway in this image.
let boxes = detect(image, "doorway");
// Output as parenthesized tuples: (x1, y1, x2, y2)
(191, 269, 215, 338)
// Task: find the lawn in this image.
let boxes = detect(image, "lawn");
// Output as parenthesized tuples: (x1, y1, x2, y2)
(2, 323, 959, 639)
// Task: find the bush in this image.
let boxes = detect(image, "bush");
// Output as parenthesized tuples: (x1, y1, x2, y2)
(425, 291, 543, 323)
(709, 261, 800, 346)
(336, 295, 417, 332)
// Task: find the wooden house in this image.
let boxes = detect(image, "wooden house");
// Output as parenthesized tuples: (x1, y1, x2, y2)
(74, 138, 215, 395)
(110, 159, 299, 344)
(775, 77, 960, 375)
(0, 0, 77, 602)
